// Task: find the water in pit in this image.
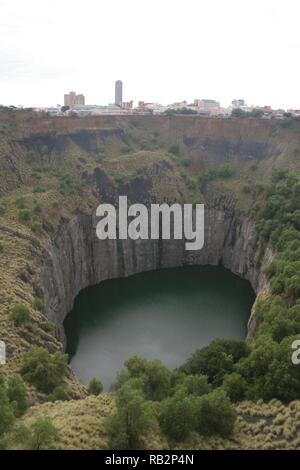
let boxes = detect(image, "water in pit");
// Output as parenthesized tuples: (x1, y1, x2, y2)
(64, 266, 255, 389)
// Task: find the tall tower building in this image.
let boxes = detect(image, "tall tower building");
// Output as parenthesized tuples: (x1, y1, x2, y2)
(115, 80, 123, 107)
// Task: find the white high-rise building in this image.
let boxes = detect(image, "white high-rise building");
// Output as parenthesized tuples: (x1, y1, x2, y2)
(115, 80, 123, 107)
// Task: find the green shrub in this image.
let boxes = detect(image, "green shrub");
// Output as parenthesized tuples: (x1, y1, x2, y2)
(185, 177, 196, 190)
(0, 203, 7, 215)
(236, 335, 300, 402)
(0, 242, 4, 253)
(194, 389, 236, 437)
(255, 182, 265, 194)
(33, 186, 45, 193)
(52, 201, 60, 210)
(168, 144, 180, 156)
(114, 175, 125, 185)
(30, 221, 42, 233)
(199, 169, 217, 182)
(20, 347, 68, 394)
(42, 321, 55, 333)
(174, 374, 212, 396)
(26, 322, 38, 333)
(33, 297, 44, 311)
(18, 209, 31, 223)
(34, 203, 42, 214)
(159, 390, 196, 441)
(59, 173, 83, 195)
(106, 385, 156, 450)
(0, 377, 15, 436)
(88, 378, 103, 396)
(199, 163, 234, 182)
(232, 108, 263, 118)
(222, 372, 247, 402)
(26, 150, 37, 163)
(242, 184, 252, 194)
(181, 339, 250, 386)
(7, 376, 27, 417)
(9, 304, 31, 327)
(15, 197, 26, 209)
(218, 162, 234, 178)
(116, 356, 172, 401)
(26, 417, 59, 450)
(48, 386, 68, 402)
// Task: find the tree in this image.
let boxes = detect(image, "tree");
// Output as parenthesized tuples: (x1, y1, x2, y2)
(231, 108, 246, 118)
(285, 275, 300, 300)
(174, 373, 211, 396)
(181, 339, 250, 386)
(234, 335, 300, 402)
(115, 356, 172, 401)
(88, 378, 103, 396)
(26, 417, 60, 450)
(194, 389, 236, 437)
(125, 356, 148, 378)
(159, 390, 196, 441)
(261, 336, 300, 402)
(106, 385, 156, 449)
(236, 335, 278, 386)
(7, 376, 27, 416)
(20, 347, 68, 394)
(143, 359, 172, 401)
(222, 373, 247, 402)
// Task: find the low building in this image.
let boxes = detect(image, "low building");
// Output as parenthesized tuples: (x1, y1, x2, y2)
(195, 99, 221, 116)
(122, 101, 133, 110)
(64, 91, 85, 107)
(232, 99, 247, 109)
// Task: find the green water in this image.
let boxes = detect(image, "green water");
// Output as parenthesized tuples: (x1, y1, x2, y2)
(64, 266, 255, 389)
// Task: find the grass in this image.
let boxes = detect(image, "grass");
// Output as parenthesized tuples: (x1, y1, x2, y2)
(15, 396, 300, 450)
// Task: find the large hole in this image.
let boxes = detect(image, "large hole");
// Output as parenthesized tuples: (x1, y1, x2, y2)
(64, 265, 255, 389)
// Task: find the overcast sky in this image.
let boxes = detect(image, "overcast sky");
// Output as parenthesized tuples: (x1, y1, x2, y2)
(0, 0, 299, 109)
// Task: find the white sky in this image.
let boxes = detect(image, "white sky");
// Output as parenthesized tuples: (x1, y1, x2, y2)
(0, 0, 299, 109)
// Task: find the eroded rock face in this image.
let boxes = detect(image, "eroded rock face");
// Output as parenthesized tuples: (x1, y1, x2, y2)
(39, 208, 271, 343)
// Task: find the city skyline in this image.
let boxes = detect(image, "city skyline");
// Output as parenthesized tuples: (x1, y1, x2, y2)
(0, 0, 299, 109)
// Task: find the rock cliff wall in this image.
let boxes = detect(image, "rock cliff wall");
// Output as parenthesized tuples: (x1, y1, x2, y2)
(39, 208, 271, 342)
